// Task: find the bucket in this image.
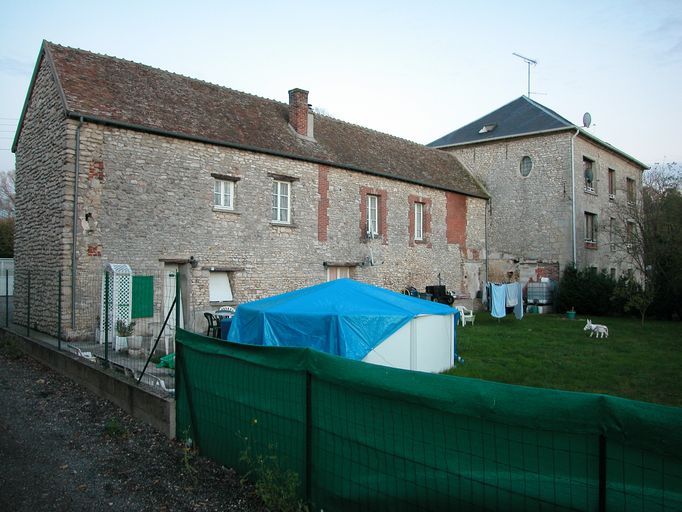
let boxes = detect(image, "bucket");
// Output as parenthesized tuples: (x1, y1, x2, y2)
(566, 310, 576, 320)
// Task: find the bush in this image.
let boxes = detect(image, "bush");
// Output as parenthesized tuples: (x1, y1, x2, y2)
(557, 265, 616, 316)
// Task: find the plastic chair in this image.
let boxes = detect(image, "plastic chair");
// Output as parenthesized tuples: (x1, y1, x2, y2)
(204, 312, 220, 337)
(456, 306, 475, 326)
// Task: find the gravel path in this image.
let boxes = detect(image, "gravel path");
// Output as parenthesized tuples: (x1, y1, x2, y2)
(0, 338, 266, 512)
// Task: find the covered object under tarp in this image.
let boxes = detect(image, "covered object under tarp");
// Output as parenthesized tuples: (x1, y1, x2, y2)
(227, 279, 459, 373)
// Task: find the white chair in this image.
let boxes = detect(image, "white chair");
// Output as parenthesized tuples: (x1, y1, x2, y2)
(456, 306, 475, 326)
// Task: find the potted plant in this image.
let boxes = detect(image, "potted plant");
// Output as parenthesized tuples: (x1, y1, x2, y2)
(566, 307, 576, 320)
(115, 319, 136, 351)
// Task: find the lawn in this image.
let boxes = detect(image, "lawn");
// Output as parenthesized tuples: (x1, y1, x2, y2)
(445, 312, 682, 407)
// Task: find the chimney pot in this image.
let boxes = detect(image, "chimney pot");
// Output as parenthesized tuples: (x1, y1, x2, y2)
(288, 88, 309, 136)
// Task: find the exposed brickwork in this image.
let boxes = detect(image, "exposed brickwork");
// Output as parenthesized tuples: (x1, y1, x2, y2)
(359, 186, 388, 245)
(317, 165, 329, 242)
(407, 194, 432, 248)
(88, 160, 104, 180)
(446, 192, 467, 250)
(87, 244, 102, 256)
(288, 88, 308, 136)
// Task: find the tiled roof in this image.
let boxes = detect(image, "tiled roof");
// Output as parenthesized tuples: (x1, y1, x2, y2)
(32, 41, 487, 198)
(428, 96, 648, 170)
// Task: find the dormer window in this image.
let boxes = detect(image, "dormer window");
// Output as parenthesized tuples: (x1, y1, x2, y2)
(478, 123, 497, 134)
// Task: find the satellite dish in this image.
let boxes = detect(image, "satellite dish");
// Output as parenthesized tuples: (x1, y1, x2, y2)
(582, 112, 592, 128)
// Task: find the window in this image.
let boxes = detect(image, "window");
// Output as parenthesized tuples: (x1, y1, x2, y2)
(585, 212, 597, 242)
(414, 202, 424, 241)
(583, 157, 595, 192)
(608, 169, 615, 199)
(626, 221, 635, 247)
(626, 178, 636, 204)
(367, 194, 379, 237)
(326, 266, 351, 281)
(610, 268, 616, 280)
(609, 217, 616, 252)
(519, 156, 533, 177)
(214, 179, 234, 209)
(209, 272, 233, 302)
(272, 180, 290, 223)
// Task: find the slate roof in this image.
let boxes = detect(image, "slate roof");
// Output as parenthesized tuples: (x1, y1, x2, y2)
(428, 96, 647, 170)
(16, 41, 487, 199)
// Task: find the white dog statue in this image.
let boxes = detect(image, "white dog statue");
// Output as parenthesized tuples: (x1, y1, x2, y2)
(584, 319, 609, 338)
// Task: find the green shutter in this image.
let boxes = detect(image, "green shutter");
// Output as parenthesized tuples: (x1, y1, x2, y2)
(131, 275, 154, 318)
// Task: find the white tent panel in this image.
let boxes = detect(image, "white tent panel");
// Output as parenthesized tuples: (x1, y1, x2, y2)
(363, 321, 411, 370)
(362, 313, 455, 373)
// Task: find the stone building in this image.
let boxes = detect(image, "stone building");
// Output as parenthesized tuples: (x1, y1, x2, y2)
(429, 96, 647, 285)
(12, 41, 487, 339)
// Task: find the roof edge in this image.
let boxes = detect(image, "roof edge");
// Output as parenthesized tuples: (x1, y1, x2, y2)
(66, 112, 489, 199)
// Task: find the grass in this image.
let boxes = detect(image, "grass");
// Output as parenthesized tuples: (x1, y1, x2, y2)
(445, 312, 682, 407)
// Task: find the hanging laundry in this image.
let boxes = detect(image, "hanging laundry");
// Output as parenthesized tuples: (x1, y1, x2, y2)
(505, 282, 519, 307)
(491, 284, 507, 318)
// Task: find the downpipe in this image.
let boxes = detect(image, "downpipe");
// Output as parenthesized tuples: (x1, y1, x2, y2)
(570, 128, 579, 265)
(71, 116, 83, 329)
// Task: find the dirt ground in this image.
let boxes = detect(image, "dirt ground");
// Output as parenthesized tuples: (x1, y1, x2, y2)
(0, 338, 266, 512)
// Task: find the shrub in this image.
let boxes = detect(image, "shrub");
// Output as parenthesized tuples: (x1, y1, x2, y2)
(557, 265, 616, 316)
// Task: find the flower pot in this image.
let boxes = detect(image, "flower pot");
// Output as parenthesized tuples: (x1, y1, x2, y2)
(566, 311, 576, 320)
(115, 335, 129, 351)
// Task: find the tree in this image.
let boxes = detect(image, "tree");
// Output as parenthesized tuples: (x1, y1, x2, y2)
(0, 169, 14, 258)
(611, 162, 682, 321)
(0, 169, 15, 218)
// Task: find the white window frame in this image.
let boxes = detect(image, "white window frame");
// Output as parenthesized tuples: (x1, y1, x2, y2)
(367, 194, 379, 237)
(414, 202, 424, 241)
(585, 212, 597, 242)
(213, 179, 234, 210)
(208, 272, 233, 302)
(326, 266, 351, 281)
(272, 180, 290, 224)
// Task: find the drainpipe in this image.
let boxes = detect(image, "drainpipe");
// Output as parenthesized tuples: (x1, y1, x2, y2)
(71, 116, 83, 329)
(484, 198, 489, 286)
(570, 128, 580, 266)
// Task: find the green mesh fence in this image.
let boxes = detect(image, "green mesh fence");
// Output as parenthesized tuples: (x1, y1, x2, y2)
(176, 329, 682, 511)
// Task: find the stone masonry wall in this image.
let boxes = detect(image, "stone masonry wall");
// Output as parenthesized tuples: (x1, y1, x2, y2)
(13, 57, 71, 335)
(69, 122, 486, 332)
(573, 136, 644, 277)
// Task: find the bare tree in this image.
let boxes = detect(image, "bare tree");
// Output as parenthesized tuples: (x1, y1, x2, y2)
(0, 169, 15, 218)
(611, 162, 681, 322)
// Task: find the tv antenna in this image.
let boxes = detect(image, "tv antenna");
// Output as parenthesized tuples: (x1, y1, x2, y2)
(512, 52, 537, 98)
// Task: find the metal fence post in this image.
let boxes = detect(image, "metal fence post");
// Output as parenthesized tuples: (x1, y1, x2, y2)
(4, 268, 8, 328)
(598, 434, 606, 512)
(26, 270, 30, 337)
(175, 271, 180, 334)
(305, 371, 312, 504)
(103, 271, 110, 368)
(57, 271, 62, 350)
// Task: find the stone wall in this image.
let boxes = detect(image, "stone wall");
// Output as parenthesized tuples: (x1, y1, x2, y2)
(444, 131, 643, 285)
(13, 57, 71, 335)
(69, 123, 486, 330)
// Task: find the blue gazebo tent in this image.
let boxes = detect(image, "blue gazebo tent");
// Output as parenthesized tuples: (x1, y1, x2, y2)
(227, 279, 459, 373)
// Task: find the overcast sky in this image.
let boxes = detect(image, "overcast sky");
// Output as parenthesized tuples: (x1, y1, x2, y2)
(1, 0, 681, 172)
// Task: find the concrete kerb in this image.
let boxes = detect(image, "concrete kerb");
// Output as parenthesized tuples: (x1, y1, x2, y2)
(0, 327, 176, 439)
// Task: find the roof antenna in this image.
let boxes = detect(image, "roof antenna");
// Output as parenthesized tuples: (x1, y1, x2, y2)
(512, 52, 537, 98)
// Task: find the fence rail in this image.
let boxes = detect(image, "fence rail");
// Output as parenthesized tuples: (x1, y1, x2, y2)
(176, 328, 682, 512)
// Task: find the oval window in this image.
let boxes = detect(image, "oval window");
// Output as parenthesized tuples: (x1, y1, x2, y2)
(520, 156, 532, 176)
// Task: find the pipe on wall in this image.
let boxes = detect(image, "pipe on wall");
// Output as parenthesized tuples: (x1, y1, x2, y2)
(570, 128, 580, 266)
(71, 116, 83, 329)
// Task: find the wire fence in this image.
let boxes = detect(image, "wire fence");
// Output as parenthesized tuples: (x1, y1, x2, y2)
(4, 266, 184, 394)
(176, 328, 682, 512)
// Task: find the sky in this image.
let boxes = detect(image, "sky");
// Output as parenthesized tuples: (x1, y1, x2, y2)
(1, 0, 681, 172)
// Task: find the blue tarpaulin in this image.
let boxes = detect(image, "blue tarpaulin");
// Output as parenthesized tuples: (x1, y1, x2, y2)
(227, 279, 459, 361)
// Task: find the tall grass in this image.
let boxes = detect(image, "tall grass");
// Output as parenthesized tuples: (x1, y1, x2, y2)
(446, 313, 682, 407)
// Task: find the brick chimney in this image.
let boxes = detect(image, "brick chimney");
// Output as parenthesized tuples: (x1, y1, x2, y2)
(288, 88, 309, 136)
